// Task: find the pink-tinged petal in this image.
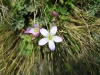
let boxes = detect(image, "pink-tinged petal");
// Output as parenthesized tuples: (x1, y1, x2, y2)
(24, 28, 32, 34)
(28, 28, 34, 33)
(50, 26, 57, 35)
(38, 38, 48, 46)
(48, 41, 55, 51)
(40, 28, 49, 36)
(33, 32, 40, 37)
(24, 31, 29, 34)
(53, 36, 63, 42)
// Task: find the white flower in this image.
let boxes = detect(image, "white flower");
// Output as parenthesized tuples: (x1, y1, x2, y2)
(38, 26, 62, 51)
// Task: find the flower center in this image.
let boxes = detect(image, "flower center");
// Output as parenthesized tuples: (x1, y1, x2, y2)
(34, 28, 39, 33)
(47, 34, 53, 40)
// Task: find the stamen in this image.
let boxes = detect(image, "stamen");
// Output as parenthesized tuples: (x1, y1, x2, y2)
(34, 28, 39, 33)
(47, 34, 53, 40)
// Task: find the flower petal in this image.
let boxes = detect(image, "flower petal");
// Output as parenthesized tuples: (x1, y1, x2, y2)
(28, 28, 34, 33)
(38, 38, 48, 46)
(48, 41, 55, 51)
(50, 26, 57, 35)
(24, 31, 29, 34)
(53, 36, 63, 42)
(40, 28, 49, 36)
(24, 28, 32, 34)
(33, 32, 40, 37)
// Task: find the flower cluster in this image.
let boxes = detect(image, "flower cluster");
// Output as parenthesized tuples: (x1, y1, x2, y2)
(24, 11, 62, 51)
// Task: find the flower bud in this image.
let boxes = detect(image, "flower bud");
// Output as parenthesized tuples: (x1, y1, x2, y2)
(51, 11, 57, 17)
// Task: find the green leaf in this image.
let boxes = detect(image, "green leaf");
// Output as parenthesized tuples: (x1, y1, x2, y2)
(68, 2, 74, 9)
(23, 43, 34, 56)
(22, 50, 32, 56)
(19, 35, 34, 56)
(21, 35, 32, 42)
(57, 6, 69, 15)
(16, 20, 24, 30)
(25, 43, 33, 50)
